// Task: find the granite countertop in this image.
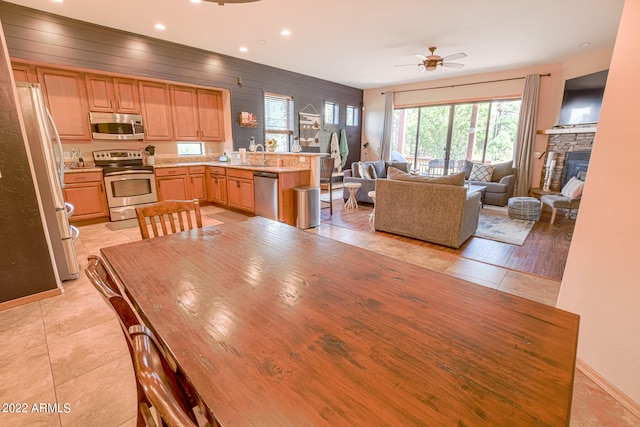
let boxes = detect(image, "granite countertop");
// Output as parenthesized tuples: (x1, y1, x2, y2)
(64, 167, 103, 173)
(153, 162, 310, 173)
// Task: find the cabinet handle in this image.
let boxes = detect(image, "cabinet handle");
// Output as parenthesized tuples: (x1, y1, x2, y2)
(109, 100, 112, 109)
(117, 100, 121, 110)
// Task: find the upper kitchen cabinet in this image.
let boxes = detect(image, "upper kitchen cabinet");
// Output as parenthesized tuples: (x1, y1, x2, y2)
(197, 89, 225, 142)
(170, 85, 225, 142)
(139, 81, 173, 141)
(85, 74, 140, 114)
(170, 85, 199, 140)
(36, 67, 91, 141)
(11, 63, 37, 83)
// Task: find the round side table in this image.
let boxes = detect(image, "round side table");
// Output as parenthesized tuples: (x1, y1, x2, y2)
(368, 190, 376, 224)
(344, 182, 362, 209)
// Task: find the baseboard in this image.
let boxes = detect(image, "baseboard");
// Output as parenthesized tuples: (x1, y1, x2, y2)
(577, 358, 640, 419)
(0, 287, 62, 311)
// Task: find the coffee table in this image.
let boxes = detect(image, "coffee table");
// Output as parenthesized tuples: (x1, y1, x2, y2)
(466, 184, 487, 207)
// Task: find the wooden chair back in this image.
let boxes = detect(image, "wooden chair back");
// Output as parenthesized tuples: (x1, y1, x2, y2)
(136, 199, 203, 240)
(85, 256, 209, 427)
(319, 156, 334, 215)
(130, 325, 198, 427)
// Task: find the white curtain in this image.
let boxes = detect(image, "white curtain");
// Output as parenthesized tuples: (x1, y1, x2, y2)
(379, 91, 394, 161)
(514, 74, 541, 197)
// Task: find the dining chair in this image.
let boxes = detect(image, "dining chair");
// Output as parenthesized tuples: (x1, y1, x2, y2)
(319, 156, 334, 215)
(129, 325, 198, 427)
(85, 256, 212, 427)
(135, 199, 203, 240)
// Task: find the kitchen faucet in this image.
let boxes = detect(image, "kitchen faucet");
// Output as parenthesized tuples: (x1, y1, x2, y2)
(254, 144, 266, 165)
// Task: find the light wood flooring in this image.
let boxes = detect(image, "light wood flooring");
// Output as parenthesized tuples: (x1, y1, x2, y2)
(321, 192, 574, 281)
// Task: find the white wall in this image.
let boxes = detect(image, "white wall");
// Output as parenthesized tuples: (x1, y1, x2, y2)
(362, 50, 612, 186)
(557, 0, 640, 406)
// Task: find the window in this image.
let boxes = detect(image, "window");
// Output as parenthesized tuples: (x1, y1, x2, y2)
(177, 142, 204, 156)
(346, 105, 359, 126)
(264, 92, 294, 152)
(324, 101, 339, 124)
(391, 99, 521, 175)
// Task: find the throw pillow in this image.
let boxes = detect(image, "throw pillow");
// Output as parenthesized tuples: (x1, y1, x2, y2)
(490, 161, 514, 182)
(358, 162, 372, 179)
(351, 162, 361, 178)
(463, 160, 475, 179)
(367, 164, 378, 179)
(370, 160, 386, 179)
(387, 167, 465, 186)
(469, 163, 494, 182)
(385, 161, 410, 173)
(561, 177, 585, 199)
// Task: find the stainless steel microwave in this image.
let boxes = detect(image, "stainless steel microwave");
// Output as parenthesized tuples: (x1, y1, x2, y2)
(89, 112, 144, 140)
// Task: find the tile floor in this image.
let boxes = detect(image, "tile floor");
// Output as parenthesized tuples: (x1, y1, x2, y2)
(0, 204, 638, 426)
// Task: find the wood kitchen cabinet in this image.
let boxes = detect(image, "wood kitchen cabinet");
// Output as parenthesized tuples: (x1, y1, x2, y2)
(155, 166, 206, 201)
(170, 86, 225, 142)
(139, 81, 173, 141)
(36, 67, 91, 141)
(188, 166, 207, 201)
(63, 171, 109, 221)
(155, 167, 190, 201)
(226, 169, 255, 212)
(207, 166, 227, 206)
(85, 74, 140, 114)
(11, 63, 37, 83)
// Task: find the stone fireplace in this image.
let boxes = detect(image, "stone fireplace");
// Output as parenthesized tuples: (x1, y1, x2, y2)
(539, 131, 595, 191)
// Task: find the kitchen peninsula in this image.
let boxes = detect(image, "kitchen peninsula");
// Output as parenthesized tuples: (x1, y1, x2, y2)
(155, 153, 319, 226)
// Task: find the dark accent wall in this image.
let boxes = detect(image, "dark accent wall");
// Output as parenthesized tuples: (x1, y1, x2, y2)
(0, 28, 58, 302)
(0, 2, 362, 166)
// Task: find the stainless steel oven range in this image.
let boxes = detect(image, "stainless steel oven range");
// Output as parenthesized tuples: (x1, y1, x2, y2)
(93, 149, 158, 221)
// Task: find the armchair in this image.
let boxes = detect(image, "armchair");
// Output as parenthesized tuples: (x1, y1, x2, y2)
(540, 171, 586, 224)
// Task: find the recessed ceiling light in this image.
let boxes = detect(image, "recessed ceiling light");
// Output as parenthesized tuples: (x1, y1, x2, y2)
(190, 0, 202, 3)
(577, 42, 591, 47)
(239, 46, 248, 52)
(51, 0, 64, 3)
(154, 23, 166, 31)
(256, 39, 266, 44)
(280, 29, 291, 37)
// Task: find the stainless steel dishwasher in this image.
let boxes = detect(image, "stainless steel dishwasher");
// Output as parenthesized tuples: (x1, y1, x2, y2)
(253, 171, 278, 221)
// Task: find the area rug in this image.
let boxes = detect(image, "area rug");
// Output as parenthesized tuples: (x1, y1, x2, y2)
(474, 206, 535, 245)
(206, 211, 252, 223)
(105, 218, 141, 231)
(320, 189, 344, 202)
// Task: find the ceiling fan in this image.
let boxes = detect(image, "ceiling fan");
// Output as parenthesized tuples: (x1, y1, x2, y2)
(396, 47, 467, 72)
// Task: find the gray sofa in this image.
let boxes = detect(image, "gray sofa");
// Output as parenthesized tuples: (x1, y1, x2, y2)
(463, 160, 516, 206)
(342, 160, 410, 203)
(374, 171, 481, 248)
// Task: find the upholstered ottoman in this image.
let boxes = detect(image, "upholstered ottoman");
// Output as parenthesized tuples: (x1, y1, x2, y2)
(508, 197, 541, 221)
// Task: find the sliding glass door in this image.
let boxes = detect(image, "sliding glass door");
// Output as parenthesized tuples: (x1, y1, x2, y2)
(392, 99, 521, 175)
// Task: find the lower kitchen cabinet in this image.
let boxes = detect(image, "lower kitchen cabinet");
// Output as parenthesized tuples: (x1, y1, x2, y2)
(207, 166, 227, 206)
(188, 166, 207, 201)
(63, 171, 109, 221)
(226, 169, 254, 212)
(155, 166, 207, 201)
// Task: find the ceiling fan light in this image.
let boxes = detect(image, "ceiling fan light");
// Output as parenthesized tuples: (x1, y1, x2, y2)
(425, 65, 437, 71)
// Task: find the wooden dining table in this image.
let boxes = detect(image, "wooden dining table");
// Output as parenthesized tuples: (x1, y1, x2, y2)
(101, 217, 579, 426)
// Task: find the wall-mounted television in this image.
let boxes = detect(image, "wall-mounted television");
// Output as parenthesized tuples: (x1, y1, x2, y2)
(557, 70, 609, 127)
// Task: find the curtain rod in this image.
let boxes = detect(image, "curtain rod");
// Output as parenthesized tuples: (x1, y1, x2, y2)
(381, 73, 551, 95)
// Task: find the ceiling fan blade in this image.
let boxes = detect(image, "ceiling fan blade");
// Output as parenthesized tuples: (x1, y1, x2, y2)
(419, 64, 426, 73)
(394, 63, 421, 67)
(442, 52, 467, 61)
(442, 62, 465, 69)
(413, 53, 427, 61)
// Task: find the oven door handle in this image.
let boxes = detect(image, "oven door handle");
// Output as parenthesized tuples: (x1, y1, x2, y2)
(104, 170, 154, 176)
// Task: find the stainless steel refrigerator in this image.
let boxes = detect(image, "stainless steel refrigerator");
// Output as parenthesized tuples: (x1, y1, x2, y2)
(15, 82, 80, 282)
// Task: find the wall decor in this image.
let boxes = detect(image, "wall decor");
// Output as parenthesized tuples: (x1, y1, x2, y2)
(240, 112, 258, 128)
(299, 104, 321, 147)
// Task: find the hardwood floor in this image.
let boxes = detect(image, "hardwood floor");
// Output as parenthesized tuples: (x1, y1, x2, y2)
(321, 194, 575, 281)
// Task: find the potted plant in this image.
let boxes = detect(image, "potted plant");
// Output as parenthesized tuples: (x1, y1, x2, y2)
(145, 145, 156, 165)
(265, 138, 277, 152)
